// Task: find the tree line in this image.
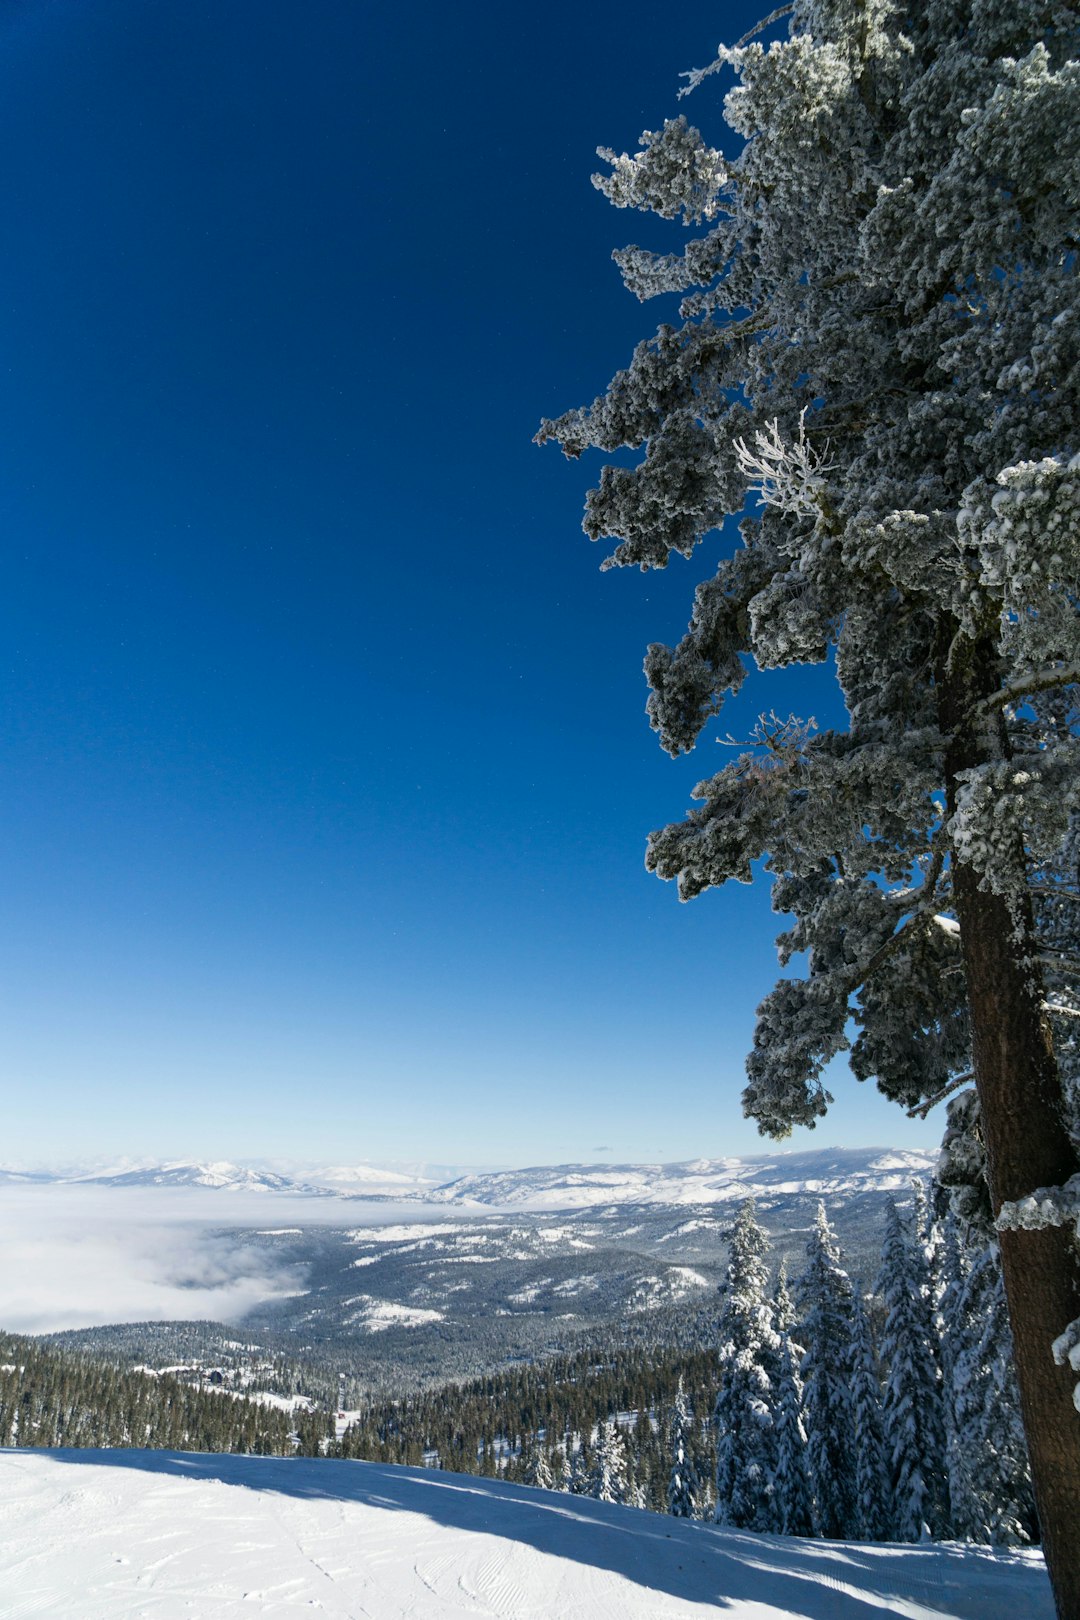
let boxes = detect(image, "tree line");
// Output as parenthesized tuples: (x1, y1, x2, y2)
(0, 1331, 328, 1456)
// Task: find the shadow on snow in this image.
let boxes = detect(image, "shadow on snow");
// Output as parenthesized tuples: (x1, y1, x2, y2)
(45, 1448, 1048, 1620)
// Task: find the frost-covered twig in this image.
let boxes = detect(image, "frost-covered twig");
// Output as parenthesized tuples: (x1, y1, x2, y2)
(678, 4, 795, 97)
(733, 413, 836, 522)
(720, 711, 818, 751)
(1039, 952, 1080, 980)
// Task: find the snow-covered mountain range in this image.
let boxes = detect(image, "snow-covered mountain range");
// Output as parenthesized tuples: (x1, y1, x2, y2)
(0, 1159, 430, 1198)
(430, 1147, 937, 1210)
(20, 1146, 940, 1375)
(69, 1161, 329, 1194)
(0, 1146, 937, 1208)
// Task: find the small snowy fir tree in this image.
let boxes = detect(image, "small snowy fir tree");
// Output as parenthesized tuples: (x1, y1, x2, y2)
(772, 1334, 814, 1537)
(590, 1419, 632, 1506)
(796, 1205, 857, 1538)
(522, 1443, 555, 1493)
(713, 1198, 780, 1530)
(539, 5, 1080, 1606)
(849, 1288, 892, 1541)
(876, 1199, 948, 1540)
(667, 1378, 700, 1518)
(567, 1435, 591, 1496)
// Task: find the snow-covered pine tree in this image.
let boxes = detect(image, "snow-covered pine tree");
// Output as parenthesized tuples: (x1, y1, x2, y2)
(936, 1209, 976, 1536)
(590, 1418, 632, 1505)
(849, 1287, 891, 1541)
(948, 1242, 1037, 1544)
(876, 1199, 948, 1541)
(772, 1334, 814, 1537)
(522, 1443, 555, 1492)
(667, 1378, 701, 1518)
(538, 5, 1080, 1608)
(568, 1434, 591, 1496)
(938, 1099, 1037, 1544)
(772, 1262, 797, 1337)
(796, 1204, 857, 1538)
(713, 1197, 779, 1530)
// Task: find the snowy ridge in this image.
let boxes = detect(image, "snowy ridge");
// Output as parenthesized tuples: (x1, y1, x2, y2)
(430, 1147, 937, 1210)
(302, 1162, 437, 1192)
(0, 1449, 1050, 1619)
(0, 1158, 426, 1198)
(67, 1160, 325, 1193)
(0, 1146, 938, 1210)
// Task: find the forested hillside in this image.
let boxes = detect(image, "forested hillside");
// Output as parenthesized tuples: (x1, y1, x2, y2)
(0, 1331, 329, 1455)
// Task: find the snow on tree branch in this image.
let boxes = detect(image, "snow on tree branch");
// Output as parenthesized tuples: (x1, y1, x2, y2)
(995, 1175, 1080, 1234)
(733, 413, 836, 524)
(593, 118, 728, 225)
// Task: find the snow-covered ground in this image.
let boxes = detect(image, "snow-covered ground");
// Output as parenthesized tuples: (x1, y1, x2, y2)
(0, 1449, 1052, 1620)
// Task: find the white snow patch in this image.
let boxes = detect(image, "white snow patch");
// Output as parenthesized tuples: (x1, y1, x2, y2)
(0, 1449, 1043, 1620)
(551, 1275, 599, 1295)
(344, 1295, 445, 1332)
(348, 1224, 459, 1244)
(434, 1255, 500, 1264)
(508, 1278, 553, 1305)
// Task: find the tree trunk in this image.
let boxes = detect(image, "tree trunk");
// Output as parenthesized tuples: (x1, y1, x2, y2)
(942, 641, 1080, 1619)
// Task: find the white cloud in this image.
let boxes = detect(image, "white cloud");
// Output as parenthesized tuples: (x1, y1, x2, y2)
(0, 1186, 326, 1334)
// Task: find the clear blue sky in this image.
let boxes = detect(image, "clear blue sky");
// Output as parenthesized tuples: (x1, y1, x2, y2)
(0, 0, 937, 1167)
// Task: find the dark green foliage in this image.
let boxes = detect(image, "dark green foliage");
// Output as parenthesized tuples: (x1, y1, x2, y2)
(0, 1331, 329, 1456)
(334, 1337, 719, 1511)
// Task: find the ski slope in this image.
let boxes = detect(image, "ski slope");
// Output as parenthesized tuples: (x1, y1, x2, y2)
(0, 1449, 1052, 1619)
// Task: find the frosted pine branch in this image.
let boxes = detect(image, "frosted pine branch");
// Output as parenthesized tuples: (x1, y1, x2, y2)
(733, 414, 836, 523)
(906, 1072, 974, 1121)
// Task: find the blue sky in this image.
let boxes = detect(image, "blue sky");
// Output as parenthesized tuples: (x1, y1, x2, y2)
(0, 0, 937, 1167)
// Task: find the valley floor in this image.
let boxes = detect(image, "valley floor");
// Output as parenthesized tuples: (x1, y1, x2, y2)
(0, 1449, 1053, 1620)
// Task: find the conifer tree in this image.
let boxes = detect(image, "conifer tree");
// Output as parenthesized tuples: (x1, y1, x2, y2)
(772, 1262, 797, 1337)
(936, 1178, 1036, 1546)
(772, 1335, 814, 1537)
(539, 6, 1080, 1607)
(849, 1288, 892, 1541)
(947, 1244, 1036, 1545)
(590, 1418, 632, 1505)
(523, 1444, 555, 1492)
(796, 1205, 857, 1538)
(568, 1434, 591, 1495)
(713, 1198, 779, 1530)
(667, 1378, 701, 1518)
(876, 1200, 948, 1540)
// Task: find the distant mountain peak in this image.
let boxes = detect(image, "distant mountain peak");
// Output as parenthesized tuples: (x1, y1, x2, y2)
(429, 1146, 937, 1211)
(5, 1145, 938, 1210)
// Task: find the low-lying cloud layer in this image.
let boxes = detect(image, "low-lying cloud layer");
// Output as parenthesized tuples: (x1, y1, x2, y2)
(0, 1185, 425, 1335)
